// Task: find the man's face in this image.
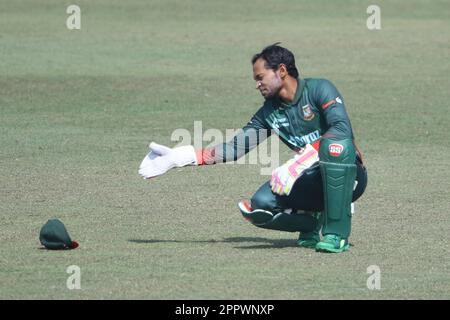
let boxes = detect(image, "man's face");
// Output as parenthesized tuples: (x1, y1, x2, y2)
(253, 58, 282, 99)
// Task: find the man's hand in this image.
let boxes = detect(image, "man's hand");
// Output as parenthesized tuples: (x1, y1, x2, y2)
(138, 142, 198, 179)
(270, 144, 319, 196)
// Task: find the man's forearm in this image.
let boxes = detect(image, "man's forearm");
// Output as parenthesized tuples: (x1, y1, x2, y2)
(197, 128, 269, 165)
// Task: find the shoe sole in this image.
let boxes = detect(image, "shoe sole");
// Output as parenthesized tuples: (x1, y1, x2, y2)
(297, 241, 318, 249)
(315, 244, 350, 253)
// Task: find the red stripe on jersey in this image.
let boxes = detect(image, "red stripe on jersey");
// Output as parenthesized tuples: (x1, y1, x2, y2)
(321, 99, 336, 109)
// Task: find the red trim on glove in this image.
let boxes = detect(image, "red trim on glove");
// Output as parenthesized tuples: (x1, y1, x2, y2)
(311, 140, 320, 151)
(195, 149, 204, 166)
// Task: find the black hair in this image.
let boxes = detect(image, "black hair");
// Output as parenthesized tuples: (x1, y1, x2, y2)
(251, 43, 299, 78)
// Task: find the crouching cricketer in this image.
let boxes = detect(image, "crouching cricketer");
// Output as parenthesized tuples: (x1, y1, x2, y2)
(138, 43, 368, 253)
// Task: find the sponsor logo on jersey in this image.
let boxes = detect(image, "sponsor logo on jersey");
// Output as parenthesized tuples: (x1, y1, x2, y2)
(301, 104, 315, 121)
(329, 143, 344, 157)
(269, 116, 289, 129)
(287, 130, 321, 148)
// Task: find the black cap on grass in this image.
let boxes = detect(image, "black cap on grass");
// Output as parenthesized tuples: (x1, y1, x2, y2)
(39, 219, 79, 250)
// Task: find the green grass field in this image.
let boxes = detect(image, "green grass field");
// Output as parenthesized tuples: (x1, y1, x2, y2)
(1, 0, 449, 299)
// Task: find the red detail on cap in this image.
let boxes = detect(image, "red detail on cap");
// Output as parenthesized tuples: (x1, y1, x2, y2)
(321, 99, 336, 109)
(329, 143, 344, 157)
(70, 241, 79, 249)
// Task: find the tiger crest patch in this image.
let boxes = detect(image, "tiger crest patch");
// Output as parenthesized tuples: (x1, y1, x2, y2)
(301, 104, 315, 121)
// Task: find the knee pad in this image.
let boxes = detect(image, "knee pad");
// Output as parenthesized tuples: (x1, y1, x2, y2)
(238, 201, 317, 233)
(250, 187, 275, 212)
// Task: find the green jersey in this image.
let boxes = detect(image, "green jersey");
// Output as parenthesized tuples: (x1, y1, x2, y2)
(200, 78, 360, 164)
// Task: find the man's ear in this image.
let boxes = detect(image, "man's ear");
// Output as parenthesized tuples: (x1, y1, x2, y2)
(278, 64, 288, 79)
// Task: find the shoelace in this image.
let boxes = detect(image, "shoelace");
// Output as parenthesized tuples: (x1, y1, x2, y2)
(325, 234, 343, 245)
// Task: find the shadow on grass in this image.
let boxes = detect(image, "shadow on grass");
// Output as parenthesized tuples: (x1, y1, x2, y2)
(128, 237, 300, 249)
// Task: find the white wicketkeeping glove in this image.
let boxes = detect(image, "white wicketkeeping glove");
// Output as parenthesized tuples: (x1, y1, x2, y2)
(138, 142, 198, 179)
(270, 144, 319, 196)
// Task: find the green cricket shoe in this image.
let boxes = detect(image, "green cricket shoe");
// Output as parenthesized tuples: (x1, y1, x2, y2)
(297, 211, 323, 248)
(315, 234, 350, 253)
(297, 231, 320, 248)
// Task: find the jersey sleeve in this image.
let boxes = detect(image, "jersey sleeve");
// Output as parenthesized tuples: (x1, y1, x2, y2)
(197, 106, 271, 165)
(312, 79, 353, 140)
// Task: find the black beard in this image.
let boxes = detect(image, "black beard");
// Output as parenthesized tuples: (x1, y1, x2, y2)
(263, 87, 281, 100)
